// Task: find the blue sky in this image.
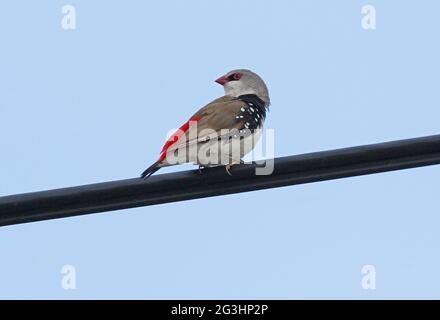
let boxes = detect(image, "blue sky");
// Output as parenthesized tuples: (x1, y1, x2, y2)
(1, 0, 440, 299)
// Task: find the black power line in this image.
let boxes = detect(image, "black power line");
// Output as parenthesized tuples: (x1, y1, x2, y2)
(1, 134, 440, 227)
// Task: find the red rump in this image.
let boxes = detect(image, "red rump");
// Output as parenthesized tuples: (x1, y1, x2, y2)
(158, 116, 201, 162)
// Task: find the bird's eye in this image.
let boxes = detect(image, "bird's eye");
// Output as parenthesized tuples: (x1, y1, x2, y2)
(227, 73, 242, 81)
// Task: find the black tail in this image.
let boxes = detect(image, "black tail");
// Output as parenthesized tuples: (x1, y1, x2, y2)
(141, 162, 160, 179)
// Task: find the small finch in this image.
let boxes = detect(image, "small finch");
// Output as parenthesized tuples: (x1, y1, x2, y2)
(141, 69, 270, 179)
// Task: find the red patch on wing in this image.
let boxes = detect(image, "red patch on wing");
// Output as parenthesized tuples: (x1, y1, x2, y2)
(158, 116, 201, 162)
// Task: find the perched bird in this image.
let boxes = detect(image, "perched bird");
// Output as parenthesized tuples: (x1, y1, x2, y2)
(141, 69, 271, 179)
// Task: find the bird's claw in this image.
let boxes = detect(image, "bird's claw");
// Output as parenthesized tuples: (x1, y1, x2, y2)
(225, 164, 233, 176)
(225, 159, 244, 176)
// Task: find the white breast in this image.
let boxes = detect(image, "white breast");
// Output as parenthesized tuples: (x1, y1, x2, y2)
(193, 128, 263, 166)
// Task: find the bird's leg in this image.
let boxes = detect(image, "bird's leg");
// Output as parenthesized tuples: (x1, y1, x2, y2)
(225, 164, 233, 176)
(198, 165, 205, 174)
(225, 159, 242, 176)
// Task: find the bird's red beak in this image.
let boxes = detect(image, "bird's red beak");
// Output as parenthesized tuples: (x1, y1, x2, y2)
(215, 75, 228, 85)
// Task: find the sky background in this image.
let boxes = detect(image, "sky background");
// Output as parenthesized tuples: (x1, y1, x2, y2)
(1, 0, 440, 299)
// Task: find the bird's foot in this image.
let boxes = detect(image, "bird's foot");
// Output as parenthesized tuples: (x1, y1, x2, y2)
(225, 164, 233, 176)
(225, 161, 242, 176)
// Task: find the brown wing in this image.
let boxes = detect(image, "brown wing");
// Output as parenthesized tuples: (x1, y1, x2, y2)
(164, 96, 248, 154)
(193, 96, 248, 131)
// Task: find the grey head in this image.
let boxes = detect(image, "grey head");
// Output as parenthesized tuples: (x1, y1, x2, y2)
(215, 69, 270, 107)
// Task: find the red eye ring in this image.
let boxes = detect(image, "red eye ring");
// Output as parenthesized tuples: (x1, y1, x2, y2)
(233, 73, 242, 80)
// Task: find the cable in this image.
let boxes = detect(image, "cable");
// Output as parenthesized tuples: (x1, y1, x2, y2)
(1, 134, 440, 227)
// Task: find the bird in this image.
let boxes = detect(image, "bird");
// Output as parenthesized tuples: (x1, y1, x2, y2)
(141, 69, 271, 179)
